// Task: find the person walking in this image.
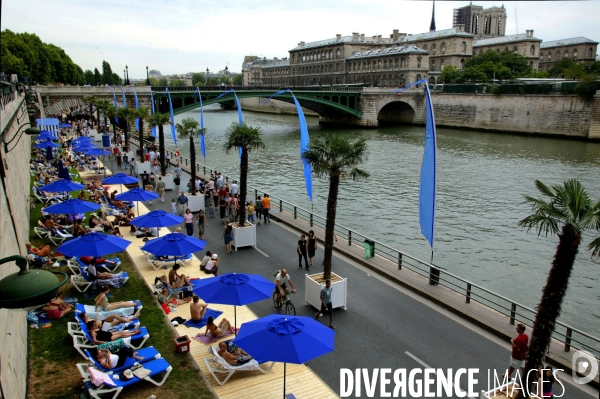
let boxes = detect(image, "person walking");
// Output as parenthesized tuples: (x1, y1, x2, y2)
(255, 195, 262, 225)
(262, 194, 271, 224)
(171, 199, 177, 215)
(116, 153, 122, 170)
(314, 279, 334, 329)
(297, 234, 309, 270)
(156, 177, 166, 203)
(177, 192, 189, 216)
(123, 153, 129, 169)
(196, 210, 208, 240)
(222, 220, 234, 254)
(183, 209, 194, 236)
(219, 196, 227, 225)
(173, 175, 181, 194)
(503, 323, 529, 381)
(247, 201, 256, 224)
(307, 230, 317, 269)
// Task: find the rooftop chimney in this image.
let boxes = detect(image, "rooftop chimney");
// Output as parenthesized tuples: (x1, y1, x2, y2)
(352, 32, 359, 41)
(336, 34, 342, 41)
(298, 41, 305, 47)
(360, 33, 365, 41)
(393, 29, 399, 41)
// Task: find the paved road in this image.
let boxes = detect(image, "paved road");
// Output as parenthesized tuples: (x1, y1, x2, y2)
(104, 156, 596, 398)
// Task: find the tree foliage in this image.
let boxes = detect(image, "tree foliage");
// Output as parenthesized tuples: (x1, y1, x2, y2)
(232, 74, 243, 86)
(192, 73, 205, 86)
(168, 78, 185, 87)
(441, 50, 538, 83)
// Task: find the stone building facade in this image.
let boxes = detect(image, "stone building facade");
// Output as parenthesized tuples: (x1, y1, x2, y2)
(453, 3, 507, 39)
(473, 30, 542, 70)
(538, 37, 599, 71)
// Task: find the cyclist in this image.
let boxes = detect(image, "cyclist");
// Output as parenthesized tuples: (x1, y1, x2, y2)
(274, 269, 296, 310)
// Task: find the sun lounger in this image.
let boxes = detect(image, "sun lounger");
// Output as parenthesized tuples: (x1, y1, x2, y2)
(68, 257, 121, 275)
(203, 343, 274, 385)
(68, 320, 149, 358)
(71, 265, 129, 292)
(141, 248, 192, 270)
(82, 346, 161, 374)
(76, 358, 172, 399)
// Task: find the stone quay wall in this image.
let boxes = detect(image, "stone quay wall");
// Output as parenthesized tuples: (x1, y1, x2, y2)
(0, 95, 33, 399)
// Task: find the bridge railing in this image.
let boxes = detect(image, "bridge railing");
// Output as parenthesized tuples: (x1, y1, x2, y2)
(129, 131, 600, 361)
(150, 85, 364, 92)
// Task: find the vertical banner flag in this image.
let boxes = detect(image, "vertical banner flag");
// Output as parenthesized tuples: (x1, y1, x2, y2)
(165, 87, 177, 145)
(129, 87, 139, 131)
(263, 89, 313, 201)
(110, 87, 118, 123)
(121, 88, 127, 107)
(195, 87, 206, 159)
(149, 88, 157, 138)
(393, 80, 437, 247)
(215, 89, 244, 162)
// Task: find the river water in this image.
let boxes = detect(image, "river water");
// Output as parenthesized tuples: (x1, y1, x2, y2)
(165, 104, 600, 337)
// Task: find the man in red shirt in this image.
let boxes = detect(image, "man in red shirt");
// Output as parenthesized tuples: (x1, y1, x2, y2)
(505, 323, 529, 380)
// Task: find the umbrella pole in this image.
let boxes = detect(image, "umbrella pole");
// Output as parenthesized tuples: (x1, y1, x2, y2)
(137, 201, 139, 217)
(234, 306, 237, 335)
(283, 362, 286, 399)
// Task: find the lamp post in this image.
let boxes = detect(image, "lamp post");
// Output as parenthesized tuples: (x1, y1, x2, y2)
(206, 68, 210, 86)
(146, 66, 150, 85)
(126, 65, 130, 86)
(123, 69, 126, 86)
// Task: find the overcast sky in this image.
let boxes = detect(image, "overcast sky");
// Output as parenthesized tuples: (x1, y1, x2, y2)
(2, 1, 599, 78)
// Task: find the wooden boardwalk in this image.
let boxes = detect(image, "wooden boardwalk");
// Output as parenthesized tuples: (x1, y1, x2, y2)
(88, 164, 338, 399)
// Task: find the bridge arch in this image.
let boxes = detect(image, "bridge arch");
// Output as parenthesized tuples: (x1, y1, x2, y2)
(377, 100, 416, 125)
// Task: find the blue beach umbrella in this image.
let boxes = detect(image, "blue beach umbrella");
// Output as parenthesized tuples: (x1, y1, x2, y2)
(72, 138, 94, 145)
(130, 210, 183, 230)
(102, 173, 138, 193)
(35, 140, 59, 149)
(59, 123, 72, 128)
(39, 179, 85, 193)
(140, 232, 205, 256)
(44, 198, 100, 215)
(56, 232, 131, 257)
(84, 148, 111, 156)
(115, 188, 159, 217)
(192, 273, 275, 331)
(234, 314, 335, 398)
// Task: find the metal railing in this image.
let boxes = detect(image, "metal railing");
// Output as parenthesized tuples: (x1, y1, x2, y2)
(129, 132, 600, 361)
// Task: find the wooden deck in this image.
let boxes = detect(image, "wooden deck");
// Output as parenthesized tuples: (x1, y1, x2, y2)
(85, 164, 338, 399)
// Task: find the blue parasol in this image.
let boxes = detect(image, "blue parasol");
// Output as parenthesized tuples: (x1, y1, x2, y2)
(39, 179, 85, 193)
(115, 188, 159, 217)
(56, 232, 130, 257)
(44, 198, 100, 215)
(35, 140, 60, 149)
(140, 232, 205, 256)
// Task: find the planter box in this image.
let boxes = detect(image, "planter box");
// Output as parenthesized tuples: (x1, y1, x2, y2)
(136, 162, 152, 176)
(232, 223, 256, 251)
(186, 194, 205, 213)
(159, 174, 175, 190)
(305, 272, 347, 310)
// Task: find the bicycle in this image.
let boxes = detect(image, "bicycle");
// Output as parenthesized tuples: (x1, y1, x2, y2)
(272, 289, 296, 316)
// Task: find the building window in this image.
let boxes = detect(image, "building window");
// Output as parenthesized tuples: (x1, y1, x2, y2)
(431, 60, 435, 71)
(589, 47, 593, 59)
(461, 41, 466, 53)
(530, 45, 535, 56)
(441, 43, 446, 55)
(423, 44, 428, 52)
(565, 50, 569, 58)
(432, 44, 437, 55)
(573, 49, 578, 59)
(401, 58, 405, 68)
(539, 53, 543, 61)
(417, 57, 421, 68)
(336, 49, 341, 58)
(460, 59, 465, 70)
(336, 63, 340, 72)
(440, 59, 445, 70)
(513, 46, 518, 54)
(395, 59, 399, 68)
(548, 54, 552, 61)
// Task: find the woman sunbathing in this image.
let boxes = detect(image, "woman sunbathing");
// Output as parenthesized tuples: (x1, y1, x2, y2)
(86, 320, 140, 345)
(80, 310, 141, 332)
(95, 343, 144, 369)
(168, 264, 192, 288)
(204, 316, 233, 342)
(42, 292, 73, 319)
(158, 287, 191, 305)
(94, 286, 140, 312)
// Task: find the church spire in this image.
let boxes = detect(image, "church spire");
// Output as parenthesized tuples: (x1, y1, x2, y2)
(429, 0, 436, 32)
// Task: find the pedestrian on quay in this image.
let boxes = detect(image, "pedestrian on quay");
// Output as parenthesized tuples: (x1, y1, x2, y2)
(308, 230, 317, 269)
(219, 196, 227, 224)
(228, 193, 238, 223)
(297, 234, 309, 270)
(222, 220, 234, 254)
(196, 209, 208, 240)
(116, 153, 122, 170)
(173, 175, 181, 194)
(156, 177, 166, 203)
(130, 158, 137, 177)
(503, 323, 529, 381)
(314, 279, 334, 329)
(123, 153, 129, 169)
(141, 171, 149, 190)
(152, 158, 159, 175)
(175, 149, 181, 165)
(165, 152, 171, 169)
(247, 201, 256, 224)
(177, 192, 189, 216)
(149, 172, 156, 191)
(171, 199, 177, 215)
(255, 195, 262, 225)
(211, 187, 219, 213)
(262, 194, 271, 224)
(183, 208, 194, 236)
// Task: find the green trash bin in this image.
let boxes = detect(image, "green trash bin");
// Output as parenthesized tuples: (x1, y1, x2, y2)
(363, 239, 375, 259)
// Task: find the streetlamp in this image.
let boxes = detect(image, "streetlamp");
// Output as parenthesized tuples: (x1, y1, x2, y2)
(125, 65, 130, 86)
(146, 66, 150, 85)
(225, 66, 229, 75)
(206, 68, 210, 86)
(123, 69, 126, 86)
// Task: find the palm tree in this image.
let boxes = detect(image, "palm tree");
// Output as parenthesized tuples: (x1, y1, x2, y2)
(116, 106, 136, 149)
(134, 106, 151, 143)
(148, 112, 171, 175)
(223, 123, 265, 226)
(95, 100, 111, 134)
(517, 179, 599, 396)
(303, 132, 369, 279)
(105, 104, 118, 144)
(176, 118, 204, 195)
(83, 95, 97, 126)
(587, 200, 600, 258)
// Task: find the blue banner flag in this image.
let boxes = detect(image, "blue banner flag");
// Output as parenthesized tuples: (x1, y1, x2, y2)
(215, 90, 244, 162)
(263, 89, 313, 201)
(110, 87, 118, 123)
(392, 80, 437, 247)
(121, 88, 127, 108)
(165, 88, 177, 145)
(195, 87, 206, 159)
(149, 88, 156, 138)
(129, 87, 139, 131)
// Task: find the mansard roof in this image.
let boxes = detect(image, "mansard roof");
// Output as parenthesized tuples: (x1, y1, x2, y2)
(540, 37, 599, 48)
(397, 27, 474, 43)
(262, 60, 291, 69)
(473, 33, 542, 47)
(348, 45, 428, 59)
(289, 35, 382, 51)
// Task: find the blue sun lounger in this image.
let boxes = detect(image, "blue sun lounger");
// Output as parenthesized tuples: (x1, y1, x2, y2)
(82, 346, 161, 374)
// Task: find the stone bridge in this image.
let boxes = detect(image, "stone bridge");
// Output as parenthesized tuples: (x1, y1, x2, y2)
(33, 86, 600, 138)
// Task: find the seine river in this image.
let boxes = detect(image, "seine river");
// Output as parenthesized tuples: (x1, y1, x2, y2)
(165, 104, 600, 338)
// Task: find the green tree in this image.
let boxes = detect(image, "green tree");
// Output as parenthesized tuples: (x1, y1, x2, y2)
(222, 123, 266, 225)
(84, 69, 94, 85)
(96, 100, 111, 133)
(148, 112, 172, 175)
(158, 77, 168, 86)
(134, 106, 151, 147)
(102, 60, 114, 85)
(116, 106, 136, 148)
(192, 73, 205, 86)
(83, 96, 97, 125)
(111, 72, 121, 86)
(583, 60, 600, 76)
(148, 77, 160, 86)
(93, 68, 102, 86)
(302, 132, 369, 279)
(548, 57, 579, 78)
(176, 118, 204, 195)
(219, 75, 231, 85)
(105, 104, 118, 142)
(574, 75, 600, 102)
(461, 50, 534, 82)
(232, 74, 243, 86)
(207, 77, 220, 86)
(517, 179, 599, 397)
(439, 66, 462, 83)
(168, 78, 185, 87)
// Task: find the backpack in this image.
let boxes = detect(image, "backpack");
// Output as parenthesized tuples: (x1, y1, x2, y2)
(274, 270, 281, 278)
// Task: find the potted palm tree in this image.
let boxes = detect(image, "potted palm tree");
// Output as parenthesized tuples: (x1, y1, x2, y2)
(176, 117, 205, 212)
(222, 122, 265, 250)
(302, 132, 369, 310)
(515, 179, 600, 398)
(116, 106, 136, 150)
(83, 95, 97, 128)
(105, 104, 119, 146)
(148, 112, 174, 190)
